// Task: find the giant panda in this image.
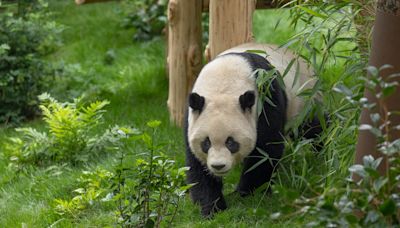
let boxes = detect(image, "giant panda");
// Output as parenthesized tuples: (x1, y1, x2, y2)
(184, 43, 321, 217)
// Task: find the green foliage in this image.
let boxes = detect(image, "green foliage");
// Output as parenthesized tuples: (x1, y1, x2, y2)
(16, 0, 46, 17)
(284, 0, 375, 76)
(4, 93, 111, 168)
(51, 121, 191, 227)
(265, 1, 367, 193)
(104, 49, 116, 65)
(122, 0, 167, 41)
(274, 66, 400, 227)
(0, 1, 63, 124)
(253, 65, 284, 117)
(0, 0, 45, 16)
(49, 63, 104, 101)
(1, 0, 388, 226)
(109, 121, 191, 227)
(255, 2, 400, 226)
(54, 168, 113, 218)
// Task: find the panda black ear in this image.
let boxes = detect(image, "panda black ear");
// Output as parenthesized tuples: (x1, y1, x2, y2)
(189, 93, 205, 113)
(239, 90, 255, 112)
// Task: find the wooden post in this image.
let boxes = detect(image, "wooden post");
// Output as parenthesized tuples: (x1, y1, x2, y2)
(203, 0, 289, 12)
(207, 0, 256, 60)
(75, 0, 113, 5)
(167, 0, 202, 126)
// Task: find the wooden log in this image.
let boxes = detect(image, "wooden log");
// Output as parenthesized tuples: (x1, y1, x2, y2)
(167, 0, 202, 126)
(75, 0, 113, 5)
(208, 0, 256, 60)
(203, 0, 288, 12)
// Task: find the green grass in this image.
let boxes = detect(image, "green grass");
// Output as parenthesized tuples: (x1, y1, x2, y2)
(0, 1, 359, 227)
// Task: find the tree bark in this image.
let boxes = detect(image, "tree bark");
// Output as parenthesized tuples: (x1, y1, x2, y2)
(207, 0, 256, 61)
(354, 0, 400, 179)
(202, 0, 289, 12)
(167, 0, 202, 126)
(75, 0, 113, 5)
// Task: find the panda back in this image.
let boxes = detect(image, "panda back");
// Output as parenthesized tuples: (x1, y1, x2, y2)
(220, 43, 315, 119)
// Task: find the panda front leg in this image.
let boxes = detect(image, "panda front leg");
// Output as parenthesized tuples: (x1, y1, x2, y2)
(236, 142, 284, 197)
(186, 147, 227, 217)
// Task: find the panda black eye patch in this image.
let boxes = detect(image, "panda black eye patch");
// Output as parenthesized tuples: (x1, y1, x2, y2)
(201, 137, 211, 153)
(225, 137, 240, 153)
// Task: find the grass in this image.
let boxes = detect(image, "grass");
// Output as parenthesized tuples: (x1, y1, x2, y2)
(0, 1, 359, 227)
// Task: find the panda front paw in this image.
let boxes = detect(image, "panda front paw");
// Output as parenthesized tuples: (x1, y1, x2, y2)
(201, 197, 227, 218)
(235, 188, 252, 197)
(235, 186, 253, 197)
(236, 186, 272, 197)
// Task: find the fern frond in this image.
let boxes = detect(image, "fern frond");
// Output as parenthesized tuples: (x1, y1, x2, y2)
(80, 100, 110, 125)
(6, 94, 112, 167)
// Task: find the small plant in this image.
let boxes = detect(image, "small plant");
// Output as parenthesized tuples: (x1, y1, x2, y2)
(5, 93, 111, 169)
(54, 168, 114, 218)
(272, 66, 400, 227)
(122, 0, 167, 41)
(110, 121, 191, 228)
(104, 49, 116, 65)
(51, 123, 190, 226)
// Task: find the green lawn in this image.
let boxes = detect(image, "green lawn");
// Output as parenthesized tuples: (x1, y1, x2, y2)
(0, 1, 357, 227)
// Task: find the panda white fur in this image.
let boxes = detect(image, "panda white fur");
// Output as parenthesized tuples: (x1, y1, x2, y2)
(184, 43, 319, 217)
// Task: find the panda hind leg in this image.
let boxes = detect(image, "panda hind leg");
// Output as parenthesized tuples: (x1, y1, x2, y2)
(298, 114, 330, 151)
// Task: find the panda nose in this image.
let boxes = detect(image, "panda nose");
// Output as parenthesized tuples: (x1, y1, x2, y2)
(211, 164, 226, 170)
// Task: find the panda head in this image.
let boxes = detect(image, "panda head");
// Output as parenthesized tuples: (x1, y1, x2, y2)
(187, 55, 258, 176)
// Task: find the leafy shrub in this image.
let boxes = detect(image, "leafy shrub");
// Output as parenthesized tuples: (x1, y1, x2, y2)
(16, 0, 46, 17)
(110, 121, 191, 227)
(54, 168, 114, 218)
(0, 1, 62, 124)
(52, 122, 191, 227)
(5, 93, 111, 169)
(268, 0, 372, 191)
(273, 66, 400, 227)
(259, 1, 400, 226)
(1, 0, 44, 16)
(122, 0, 167, 41)
(283, 1, 375, 103)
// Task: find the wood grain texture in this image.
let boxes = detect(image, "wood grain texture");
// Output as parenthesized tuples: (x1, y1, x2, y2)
(208, 0, 256, 60)
(203, 0, 288, 12)
(167, 0, 202, 126)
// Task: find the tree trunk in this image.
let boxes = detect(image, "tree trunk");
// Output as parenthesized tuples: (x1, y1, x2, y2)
(207, 0, 256, 61)
(75, 0, 113, 5)
(354, 0, 400, 179)
(202, 0, 290, 12)
(167, 0, 202, 126)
